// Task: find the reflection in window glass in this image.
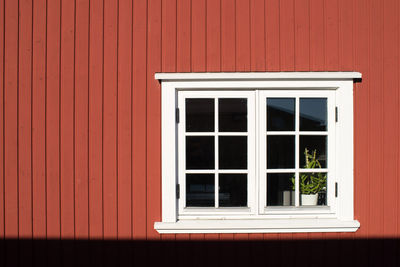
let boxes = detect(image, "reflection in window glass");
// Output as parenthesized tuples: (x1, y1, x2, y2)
(219, 136, 247, 169)
(219, 98, 247, 132)
(267, 173, 295, 206)
(300, 98, 327, 131)
(186, 174, 215, 207)
(186, 136, 215, 170)
(267, 135, 295, 169)
(186, 98, 214, 132)
(219, 174, 247, 207)
(267, 98, 295, 131)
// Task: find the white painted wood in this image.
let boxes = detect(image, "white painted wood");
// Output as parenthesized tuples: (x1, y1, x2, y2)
(158, 73, 359, 232)
(161, 82, 178, 222)
(154, 219, 360, 233)
(155, 72, 362, 81)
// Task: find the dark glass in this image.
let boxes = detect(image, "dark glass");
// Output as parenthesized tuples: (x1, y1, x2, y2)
(267, 135, 295, 169)
(299, 172, 327, 206)
(267, 98, 295, 131)
(219, 174, 247, 207)
(299, 135, 327, 168)
(186, 174, 215, 207)
(300, 98, 327, 131)
(186, 136, 215, 169)
(186, 98, 214, 132)
(267, 173, 295, 206)
(219, 136, 247, 169)
(219, 98, 247, 132)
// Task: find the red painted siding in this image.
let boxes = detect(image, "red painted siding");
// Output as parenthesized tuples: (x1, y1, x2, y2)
(0, 0, 399, 246)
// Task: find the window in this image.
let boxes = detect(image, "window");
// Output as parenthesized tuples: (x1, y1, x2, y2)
(155, 72, 361, 234)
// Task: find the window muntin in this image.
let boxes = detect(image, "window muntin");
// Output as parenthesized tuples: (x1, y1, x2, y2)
(259, 90, 336, 215)
(178, 90, 256, 215)
(178, 90, 336, 217)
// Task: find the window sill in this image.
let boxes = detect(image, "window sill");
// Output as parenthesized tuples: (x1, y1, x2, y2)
(154, 219, 360, 234)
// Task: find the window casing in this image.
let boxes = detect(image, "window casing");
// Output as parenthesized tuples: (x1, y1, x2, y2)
(155, 72, 361, 233)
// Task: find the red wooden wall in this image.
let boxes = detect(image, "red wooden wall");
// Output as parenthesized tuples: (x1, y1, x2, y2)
(0, 0, 399, 246)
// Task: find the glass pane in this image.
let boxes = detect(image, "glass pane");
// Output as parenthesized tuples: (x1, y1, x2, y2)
(267, 173, 295, 206)
(186, 136, 215, 169)
(219, 98, 247, 132)
(186, 98, 214, 132)
(300, 135, 327, 168)
(219, 136, 247, 169)
(186, 174, 215, 207)
(267, 98, 295, 131)
(219, 174, 247, 207)
(267, 135, 295, 169)
(300, 98, 327, 131)
(299, 172, 327, 206)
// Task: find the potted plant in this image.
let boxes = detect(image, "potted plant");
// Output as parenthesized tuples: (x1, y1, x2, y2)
(291, 148, 327, 205)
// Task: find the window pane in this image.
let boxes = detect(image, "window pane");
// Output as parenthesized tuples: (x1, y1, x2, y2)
(186, 174, 215, 207)
(300, 98, 327, 131)
(186, 98, 214, 132)
(219, 136, 247, 169)
(267, 98, 295, 131)
(299, 135, 327, 168)
(267, 135, 295, 169)
(218, 98, 247, 132)
(267, 173, 295, 206)
(299, 172, 327, 206)
(186, 136, 215, 169)
(219, 174, 247, 207)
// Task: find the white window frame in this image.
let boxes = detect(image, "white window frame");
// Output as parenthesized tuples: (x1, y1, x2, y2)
(155, 72, 361, 234)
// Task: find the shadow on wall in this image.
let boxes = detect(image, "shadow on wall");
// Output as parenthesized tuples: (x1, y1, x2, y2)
(0, 238, 399, 266)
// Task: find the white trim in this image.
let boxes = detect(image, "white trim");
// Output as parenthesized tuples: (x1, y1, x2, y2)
(159, 72, 359, 233)
(155, 72, 362, 81)
(154, 219, 360, 233)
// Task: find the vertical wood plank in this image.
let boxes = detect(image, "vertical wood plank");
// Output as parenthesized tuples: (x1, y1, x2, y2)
(117, 0, 132, 239)
(235, 0, 250, 71)
(353, 0, 369, 241)
(88, 0, 103, 240)
(339, 0, 353, 70)
(162, 0, 176, 73)
(206, 0, 220, 72)
(18, 0, 33, 239)
(265, 0, 280, 71)
(382, 0, 398, 264)
(294, 0, 310, 71)
(325, 0, 339, 70)
(309, 0, 324, 70)
(250, 0, 265, 71)
(60, 0, 75, 239)
(4, 0, 19, 239)
(279, 0, 295, 71)
(74, 0, 89, 239)
(146, 0, 161, 240)
(177, 0, 190, 72)
(46, 0, 61, 239)
(132, 0, 147, 239)
(221, 0, 235, 71)
(192, 0, 206, 72)
(103, 0, 118, 239)
(32, 0, 47, 239)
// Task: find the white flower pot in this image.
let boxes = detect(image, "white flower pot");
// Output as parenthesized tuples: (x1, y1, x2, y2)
(301, 193, 318, 206)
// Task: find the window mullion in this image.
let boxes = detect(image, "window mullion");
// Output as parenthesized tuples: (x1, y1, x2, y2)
(215, 98, 219, 208)
(295, 96, 300, 207)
